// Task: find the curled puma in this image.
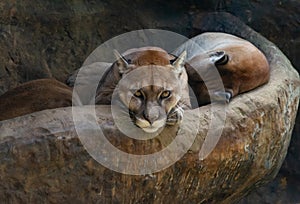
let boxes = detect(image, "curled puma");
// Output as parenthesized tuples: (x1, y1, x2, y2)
(180, 32, 270, 106)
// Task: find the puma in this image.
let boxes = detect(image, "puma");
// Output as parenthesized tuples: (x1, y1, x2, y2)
(179, 32, 270, 106)
(96, 47, 191, 133)
(0, 78, 73, 121)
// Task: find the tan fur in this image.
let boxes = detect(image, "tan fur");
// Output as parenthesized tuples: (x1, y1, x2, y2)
(96, 47, 190, 106)
(0, 79, 73, 121)
(184, 32, 270, 106)
(123, 48, 173, 66)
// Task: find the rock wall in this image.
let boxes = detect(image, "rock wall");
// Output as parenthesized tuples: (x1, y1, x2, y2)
(0, 28, 299, 201)
(0, 0, 192, 94)
(0, 0, 299, 93)
(0, 0, 299, 203)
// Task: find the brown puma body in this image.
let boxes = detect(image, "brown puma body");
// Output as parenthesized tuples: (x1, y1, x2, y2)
(182, 32, 270, 106)
(0, 79, 73, 121)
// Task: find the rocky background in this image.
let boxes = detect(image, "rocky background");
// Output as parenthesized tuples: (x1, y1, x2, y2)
(0, 0, 299, 203)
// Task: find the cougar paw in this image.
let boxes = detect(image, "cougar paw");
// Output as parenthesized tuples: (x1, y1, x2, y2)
(213, 91, 232, 103)
(166, 106, 184, 126)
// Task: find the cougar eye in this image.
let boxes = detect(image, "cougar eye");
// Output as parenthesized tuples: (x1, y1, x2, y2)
(134, 90, 143, 98)
(160, 90, 171, 99)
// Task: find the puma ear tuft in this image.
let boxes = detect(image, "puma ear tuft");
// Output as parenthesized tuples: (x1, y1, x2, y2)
(113, 49, 129, 74)
(172, 50, 187, 74)
(209, 51, 229, 66)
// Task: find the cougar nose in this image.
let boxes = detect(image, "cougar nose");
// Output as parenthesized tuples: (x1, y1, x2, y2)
(144, 106, 160, 125)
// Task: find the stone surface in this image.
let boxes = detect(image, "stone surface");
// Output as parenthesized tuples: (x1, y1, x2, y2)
(189, 12, 300, 203)
(0, 0, 299, 202)
(0, 0, 299, 94)
(190, 2, 300, 203)
(0, 0, 192, 95)
(0, 21, 299, 203)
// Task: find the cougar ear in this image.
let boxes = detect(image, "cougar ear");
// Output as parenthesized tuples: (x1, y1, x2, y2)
(171, 50, 187, 74)
(209, 51, 229, 66)
(113, 49, 129, 74)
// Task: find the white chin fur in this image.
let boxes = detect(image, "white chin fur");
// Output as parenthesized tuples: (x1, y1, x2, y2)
(135, 117, 166, 133)
(142, 127, 161, 133)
